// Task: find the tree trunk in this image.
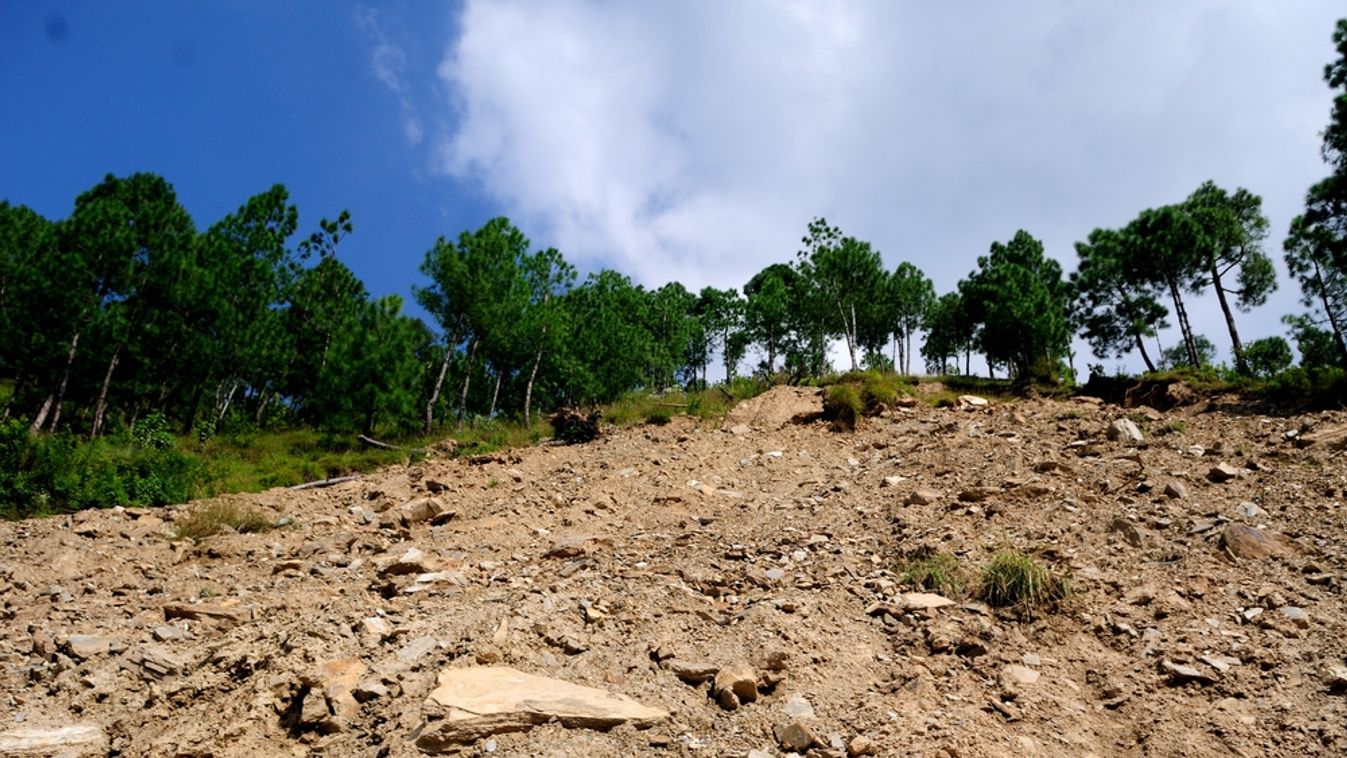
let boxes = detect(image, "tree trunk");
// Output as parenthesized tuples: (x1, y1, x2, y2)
(1133, 331, 1157, 373)
(456, 337, 478, 424)
(844, 302, 858, 370)
(523, 344, 544, 427)
(254, 388, 270, 425)
(1209, 261, 1248, 374)
(1166, 278, 1200, 367)
(1310, 261, 1347, 367)
(32, 331, 81, 434)
(424, 343, 453, 434)
(91, 344, 122, 438)
(488, 366, 502, 418)
(30, 395, 53, 435)
(215, 379, 239, 425)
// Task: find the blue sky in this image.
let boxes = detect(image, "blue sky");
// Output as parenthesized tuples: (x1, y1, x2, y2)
(4, 2, 1346, 372)
(1, 1, 490, 306)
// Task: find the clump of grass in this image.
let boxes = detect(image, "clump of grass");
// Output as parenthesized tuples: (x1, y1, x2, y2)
(822, 384, 862, 431)
(645, 407, 673, 425)
(898, 553, 965, 597)
(1156, 420, 1186, 436)
(171, 501, 274, 541)
(977, 550, 1069, 615)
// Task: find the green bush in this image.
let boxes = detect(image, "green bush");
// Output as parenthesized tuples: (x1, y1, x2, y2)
(977, 550, 1069, 615)
(822, 384, 862, 431)
(646, 407, 673, 425)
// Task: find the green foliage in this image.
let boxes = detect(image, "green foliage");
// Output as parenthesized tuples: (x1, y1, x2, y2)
(0, 420, 206, 518)
(132, 411, 175, 450)
(822, 384, 862, 431)
(961, 230, 1070, 386)
(171, 501, 274, 541)
(1244, 336, 1293, 378)
(898, 553, 965, 597)
(645, 407, 673, 425)
(977, 550, 1069, 615)
(1161, 334, 1217, 369)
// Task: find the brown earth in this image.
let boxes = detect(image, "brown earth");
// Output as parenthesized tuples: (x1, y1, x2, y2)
(2, 387, 1346, 757)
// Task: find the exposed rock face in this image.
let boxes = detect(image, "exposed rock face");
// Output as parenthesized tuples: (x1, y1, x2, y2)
(414, 666, 667, 751)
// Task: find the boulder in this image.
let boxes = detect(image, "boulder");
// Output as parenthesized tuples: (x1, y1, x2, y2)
(712, 661, 759, 710)
(1220, 524, 1295, 560)
(414, 666, 667, 750)
(1107, 418, 1144, 443)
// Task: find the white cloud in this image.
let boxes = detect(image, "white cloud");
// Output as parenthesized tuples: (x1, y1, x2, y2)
(437, 1, 1345, 369)
(357, 6, 424, 146)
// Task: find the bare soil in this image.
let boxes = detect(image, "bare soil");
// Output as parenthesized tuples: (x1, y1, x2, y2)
(2, 387, 1346, 757)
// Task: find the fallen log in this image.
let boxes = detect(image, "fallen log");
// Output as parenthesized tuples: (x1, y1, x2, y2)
(357, 434, 403, 450)
(289, 475, 359, 491)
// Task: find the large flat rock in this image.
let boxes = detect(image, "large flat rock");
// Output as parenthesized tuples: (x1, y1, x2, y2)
(414, 666, 668, 751)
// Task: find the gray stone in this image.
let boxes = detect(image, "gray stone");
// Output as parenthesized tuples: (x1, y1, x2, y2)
(1235, 501, 1264, 520)
(1207, 462, 1243, 483)
(379, 547, 431, 576)
(782, 692, 815, 718)
(414, 666, 668, 750)
(1163, 480, 1189, 499)
(1107, 418, 1144, 443)
(957, 395, 989, 408)
(1325, 665, 1347, 691)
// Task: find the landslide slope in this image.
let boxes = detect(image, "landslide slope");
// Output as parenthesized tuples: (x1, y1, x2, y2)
(2, 387, 1345, 757)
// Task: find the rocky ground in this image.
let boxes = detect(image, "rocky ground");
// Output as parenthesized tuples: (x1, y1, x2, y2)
(1, 386, 1346, 757)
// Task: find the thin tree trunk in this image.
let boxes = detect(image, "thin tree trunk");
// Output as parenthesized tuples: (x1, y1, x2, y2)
(1133, 331, 1157, 373)
(523, 345, 544, 427)
(1210, 262, 1247, 373)
(254, 389, 271, 425)
(488, 366, 502, 418)
(456, 337, 477, 424)
(30, 395, 53, 435)
(216, 380, 239, 424)
(33, 331, 81, 434)
(91, 344, 122, 438)
(1166, 279, 1199, 367)
(1310, 261, 1347, 367)
(424, 342, 453, 434)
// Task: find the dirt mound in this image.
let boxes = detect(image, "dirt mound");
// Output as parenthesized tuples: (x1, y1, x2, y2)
(2, 396, 1346, 756)
(721, 385, 822, 430)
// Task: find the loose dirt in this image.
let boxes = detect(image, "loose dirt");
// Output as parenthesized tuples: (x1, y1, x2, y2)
(2, 387, 1346, 756)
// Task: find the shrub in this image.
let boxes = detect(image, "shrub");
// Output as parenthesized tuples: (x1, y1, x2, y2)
(898, 553, 965, 597)
(977, 550, 1069, 615)
(646, 407, 673, 425)
(171, 501, 274, 541)
(551, 407, 602, 444)
(822, 384, 862, 431)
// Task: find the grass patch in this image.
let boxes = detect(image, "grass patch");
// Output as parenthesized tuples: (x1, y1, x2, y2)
(171, 500, 274, 541)
(898, 552, 966, 597)
(822, 384, 862, 431)
(977, 550, 1069, 615)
